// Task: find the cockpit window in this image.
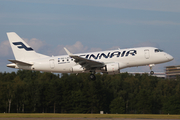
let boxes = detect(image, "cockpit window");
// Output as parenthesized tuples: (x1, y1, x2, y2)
(155, 49, 163, 53)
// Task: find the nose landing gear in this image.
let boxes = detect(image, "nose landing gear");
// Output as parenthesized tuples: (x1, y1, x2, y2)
(149, 64, 155, 75)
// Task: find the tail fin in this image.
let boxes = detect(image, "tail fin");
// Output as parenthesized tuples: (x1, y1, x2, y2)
(7, 32, 48, 61)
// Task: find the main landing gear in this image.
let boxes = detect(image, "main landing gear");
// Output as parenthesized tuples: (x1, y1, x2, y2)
(149, 64, 155, 75)
(150, 71, 154, 75)
(89, 71, 96, 80)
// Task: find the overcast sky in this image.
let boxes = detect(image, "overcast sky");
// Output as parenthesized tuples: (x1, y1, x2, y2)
(0, 0, 180, 73)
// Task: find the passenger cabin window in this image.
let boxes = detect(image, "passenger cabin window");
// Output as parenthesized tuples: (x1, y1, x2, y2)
(155, 49, 163, 53)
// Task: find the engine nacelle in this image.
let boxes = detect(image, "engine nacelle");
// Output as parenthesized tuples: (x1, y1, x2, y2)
(103, 63, 120, 74)
(72, 65, 84, 72)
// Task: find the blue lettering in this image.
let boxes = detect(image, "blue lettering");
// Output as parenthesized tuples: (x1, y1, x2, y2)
(121, 51, 126, 57)
(110, 51, 121, 58)
(79, 49, 137, 60)
(13, 42, 33, 51)
(89, 53, 100, 59)
(86, 54, 89, 59)
(126, 50, 137, 56)
(99, 52, 110, 59)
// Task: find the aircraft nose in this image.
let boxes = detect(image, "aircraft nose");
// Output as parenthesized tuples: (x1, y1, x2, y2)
(167, 54, 174, 61)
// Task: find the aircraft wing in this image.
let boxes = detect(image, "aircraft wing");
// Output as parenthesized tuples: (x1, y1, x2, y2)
(64, 48, 105, 69)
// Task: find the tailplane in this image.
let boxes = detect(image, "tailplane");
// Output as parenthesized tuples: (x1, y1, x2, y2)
(7, 32, 48, 61)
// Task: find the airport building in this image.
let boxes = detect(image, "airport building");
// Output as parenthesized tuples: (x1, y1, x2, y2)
(125, 65, 180, 79)
(128, 72, 166, 78)
(165, 65, 180, 79)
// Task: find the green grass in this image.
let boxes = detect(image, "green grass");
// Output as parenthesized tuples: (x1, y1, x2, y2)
(0, 113, 179, 119)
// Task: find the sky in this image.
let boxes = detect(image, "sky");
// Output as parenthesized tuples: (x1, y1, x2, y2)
(0, 0, 180, 73)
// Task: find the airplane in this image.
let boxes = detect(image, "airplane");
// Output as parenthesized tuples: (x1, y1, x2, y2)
(7, 32, 174, 80)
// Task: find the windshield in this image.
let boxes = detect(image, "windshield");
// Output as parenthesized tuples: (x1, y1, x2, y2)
(155, 49, 163, 53)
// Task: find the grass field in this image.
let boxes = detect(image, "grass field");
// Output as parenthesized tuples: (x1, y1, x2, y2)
(0, 113, 179, 119)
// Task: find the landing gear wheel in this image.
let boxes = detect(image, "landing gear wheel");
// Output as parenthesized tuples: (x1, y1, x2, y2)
(150, 71, 154, 75)
(90, 74, 96, 80)
(149, 64, 155, 75)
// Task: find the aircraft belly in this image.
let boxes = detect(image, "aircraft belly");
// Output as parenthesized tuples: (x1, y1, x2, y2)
(54, 63, 74, 72)
(17, 64, 32, 70)
(32, 62, 49, 71)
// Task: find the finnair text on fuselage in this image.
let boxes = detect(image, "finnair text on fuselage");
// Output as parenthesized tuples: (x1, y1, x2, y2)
(57, 50, 137, 64)
(80, 50, 137, 59)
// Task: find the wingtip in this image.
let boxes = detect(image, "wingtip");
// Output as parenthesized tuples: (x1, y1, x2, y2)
(64, 47, 72, 56)
(7, 32, 15, 34)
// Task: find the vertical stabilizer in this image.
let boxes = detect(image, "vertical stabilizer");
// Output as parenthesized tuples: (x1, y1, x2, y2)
(7, 32, 48, 61)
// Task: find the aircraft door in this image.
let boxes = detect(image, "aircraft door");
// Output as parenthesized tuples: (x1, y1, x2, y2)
(144, 49, 150, 59)
(49, 59, 55, 69)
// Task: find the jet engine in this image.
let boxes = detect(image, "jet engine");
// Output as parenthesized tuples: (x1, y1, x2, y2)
(103, 63, 120, 74)
(72, 65, 84, 72)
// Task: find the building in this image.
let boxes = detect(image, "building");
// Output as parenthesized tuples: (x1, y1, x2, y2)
(127, 72, 166, 78)
(166, 65, 180, 79)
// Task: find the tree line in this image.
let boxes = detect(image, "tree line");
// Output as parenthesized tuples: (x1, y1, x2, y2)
(0, 70, 180, 114)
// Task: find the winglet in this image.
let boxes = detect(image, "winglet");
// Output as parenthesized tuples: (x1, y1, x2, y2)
(64, 47, 73, 56)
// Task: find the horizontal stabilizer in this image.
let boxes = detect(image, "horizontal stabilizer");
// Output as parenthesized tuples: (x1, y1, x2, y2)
(8, 59, 33, 66)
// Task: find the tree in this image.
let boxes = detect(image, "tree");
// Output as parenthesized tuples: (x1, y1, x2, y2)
(110, 97, 125, 114)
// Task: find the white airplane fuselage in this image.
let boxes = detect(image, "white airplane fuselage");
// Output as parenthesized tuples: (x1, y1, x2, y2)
(13, 47, 173, 73)
(6, 32, 173, 79)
